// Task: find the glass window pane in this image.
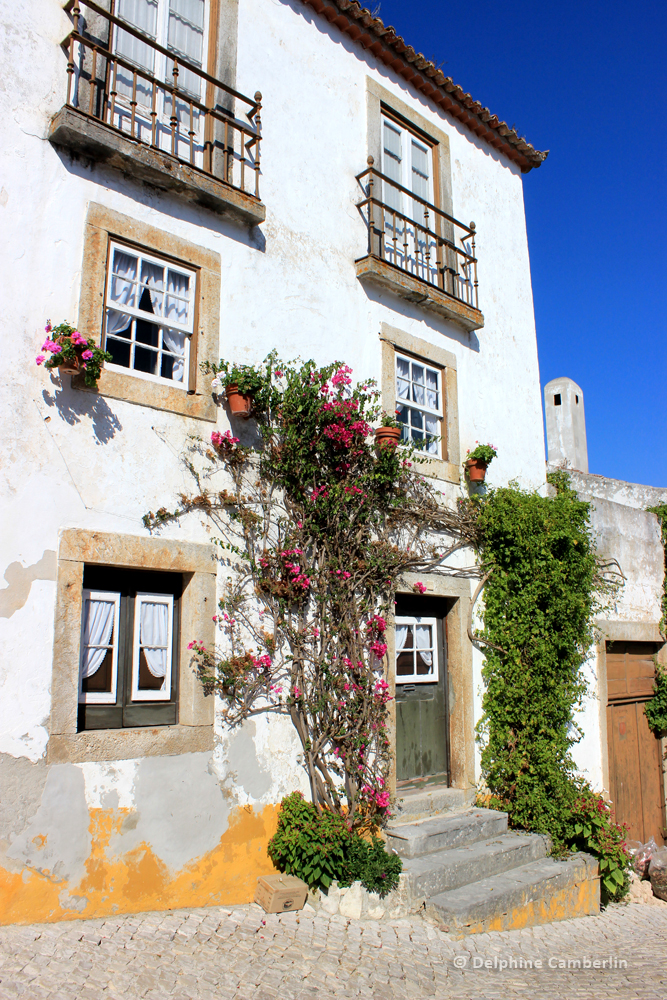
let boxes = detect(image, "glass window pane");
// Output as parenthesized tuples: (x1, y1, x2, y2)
(397, 378, 410, 400)
(140, 261, 165, 315)
(165, 270, 191, 325)
(134, 345, 158, 374)
(410, 408, 423, 430)
(425, 414, 439, 435)
(411, 363, 425, 384)
(411, 141, 429, 177)
(383, 122, 402, 160)
(397, 356, 410, 378)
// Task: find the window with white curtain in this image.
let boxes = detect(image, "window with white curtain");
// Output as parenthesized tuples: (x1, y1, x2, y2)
(395, 616, 439, 684)
(131, 593, 174, 701)
(395, 351, 443, 457)
(104, 242, 195, 389)
(78, 567, 181, 730)
(79, 590, 121, 704)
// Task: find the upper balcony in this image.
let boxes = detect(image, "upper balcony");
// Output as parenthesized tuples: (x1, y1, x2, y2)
(355, 159, 484, 332)
(50, 1, 265, 226)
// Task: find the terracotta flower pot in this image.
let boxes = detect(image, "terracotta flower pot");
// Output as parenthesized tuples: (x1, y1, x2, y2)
(225, 383, 253, 418)
(54, 336, 83, 374)
(465, 458, 487, 482)
(375, 426, 402, 451)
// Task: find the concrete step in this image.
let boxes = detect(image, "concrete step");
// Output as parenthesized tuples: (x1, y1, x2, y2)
(425, 852, 599, 936)
(386, 808, 508, 859)
(393, 785, 474, 823)
(403, 831, 550, 899)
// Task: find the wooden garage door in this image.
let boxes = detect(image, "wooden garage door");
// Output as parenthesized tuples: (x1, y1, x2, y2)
(606, 642, 665, 845)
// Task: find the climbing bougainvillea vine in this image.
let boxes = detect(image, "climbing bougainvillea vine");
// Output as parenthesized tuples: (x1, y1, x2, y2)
(144, 353, 480, 831)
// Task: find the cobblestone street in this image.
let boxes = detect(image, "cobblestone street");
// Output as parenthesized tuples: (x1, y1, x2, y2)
(1, 901, 666, 1000)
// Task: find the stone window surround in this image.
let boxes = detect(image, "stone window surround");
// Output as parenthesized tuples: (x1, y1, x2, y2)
(365, 76, 454, 219)
(387, 573, 476, 796)
(74, 203, 221, 422)
(360, 78, 484, 333)
(379, 323, 460, 484)
(48, 528, 217, 764)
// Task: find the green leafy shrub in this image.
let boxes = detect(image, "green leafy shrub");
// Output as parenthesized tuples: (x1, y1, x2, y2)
(267, 792, 402, 896)
(568, 789, 632, 904)
(644, 661, 667, 736)
(343, 833, 403, 896)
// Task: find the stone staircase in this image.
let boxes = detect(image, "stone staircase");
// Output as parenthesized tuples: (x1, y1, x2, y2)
(386, 797, 599, 935)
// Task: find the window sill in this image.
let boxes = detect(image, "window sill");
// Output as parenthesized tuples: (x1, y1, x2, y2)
(356, 255, 484, 332)
(47, 724, 214, 764)
(413, 454, 461, 484)
(72, 367, 217, 422)
(49, 106, 266, 227)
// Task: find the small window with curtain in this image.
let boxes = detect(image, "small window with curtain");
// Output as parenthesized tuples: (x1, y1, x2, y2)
(395, 350, 443, 457)
(395, 616, 439, 684)
(78, 566, 181, 731)
(104, 241, 196, 390)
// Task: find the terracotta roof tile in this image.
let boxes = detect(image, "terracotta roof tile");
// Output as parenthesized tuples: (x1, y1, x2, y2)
(300, 0, 548, 171)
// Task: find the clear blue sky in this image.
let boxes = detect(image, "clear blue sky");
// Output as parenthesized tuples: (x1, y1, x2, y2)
(372, 0, 666, 487)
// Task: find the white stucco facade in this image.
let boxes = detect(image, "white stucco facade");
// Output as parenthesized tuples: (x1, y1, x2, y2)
(0, 0, 550, 922)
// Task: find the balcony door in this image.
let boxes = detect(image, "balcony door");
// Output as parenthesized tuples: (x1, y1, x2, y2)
(111, 0, 209, 164)
(380, 115, 438, 284)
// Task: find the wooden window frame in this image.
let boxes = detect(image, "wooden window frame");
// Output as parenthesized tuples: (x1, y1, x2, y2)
(395, 615, 440, 685)
(395, 349, 444, 459)
(104, 238, 198, 392)
(77, 565, 182, 732)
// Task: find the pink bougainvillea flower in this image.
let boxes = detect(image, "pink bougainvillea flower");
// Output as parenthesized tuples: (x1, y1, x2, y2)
(35, 355, 45, 365)
(413, 581, 427, 595)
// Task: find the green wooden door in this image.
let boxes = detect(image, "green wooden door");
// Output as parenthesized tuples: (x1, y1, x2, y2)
(395, 595, 449, 783)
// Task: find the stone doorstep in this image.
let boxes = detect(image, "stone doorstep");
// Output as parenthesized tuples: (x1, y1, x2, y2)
(386, 808, 509, 859)
(425, 853, 599, 936)
(392, 785, 475, 823)
(402, 832, 550, 898)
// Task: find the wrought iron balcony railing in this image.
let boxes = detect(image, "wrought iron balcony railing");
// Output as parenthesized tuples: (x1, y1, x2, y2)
(356, 159, 479, 312)
(61, 1, 262, 204)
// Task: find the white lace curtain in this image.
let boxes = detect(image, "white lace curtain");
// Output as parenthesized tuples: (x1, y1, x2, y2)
(395, 624, 409, 656)
(81, 598, 116, 678)
(106, 250, 188, 382)
(140, 600, 169, 679)
(415, 624, 432, 667)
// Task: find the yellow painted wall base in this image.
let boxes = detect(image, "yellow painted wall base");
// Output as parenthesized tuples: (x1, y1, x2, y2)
(0, 804, 280, 926)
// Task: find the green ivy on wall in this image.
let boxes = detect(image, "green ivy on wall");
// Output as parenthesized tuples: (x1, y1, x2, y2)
(645, 504, 667, 735)
(475, 473, 600, 846)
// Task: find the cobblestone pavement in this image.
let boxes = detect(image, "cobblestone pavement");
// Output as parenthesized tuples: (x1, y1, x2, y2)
(1, 901, 666, 1000)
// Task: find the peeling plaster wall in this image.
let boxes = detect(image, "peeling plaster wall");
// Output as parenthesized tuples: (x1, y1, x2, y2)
(0, 0, 545, 922)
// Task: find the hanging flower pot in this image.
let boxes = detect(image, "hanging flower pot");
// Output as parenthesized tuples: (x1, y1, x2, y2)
(36, 322, 112, 390)
(374, 426, 402, 451)
(225, 383, 253, 418)
(52, 337, 84, 373)
(465, 458, 487, 481)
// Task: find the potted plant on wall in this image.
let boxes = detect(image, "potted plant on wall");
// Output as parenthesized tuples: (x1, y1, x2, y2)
(374, 411, 403, 451)
(36, 321, 112, 389)
(464, 442, 497, 482)
(203, 359, 267, 419)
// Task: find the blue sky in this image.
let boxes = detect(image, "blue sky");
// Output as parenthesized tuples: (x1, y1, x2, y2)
(372, 0, 666, 487)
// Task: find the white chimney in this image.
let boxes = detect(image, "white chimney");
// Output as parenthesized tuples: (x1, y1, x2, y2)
(544, 377, 588, 473)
